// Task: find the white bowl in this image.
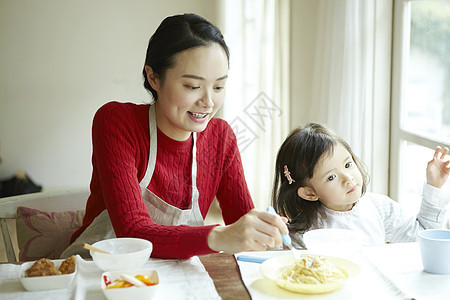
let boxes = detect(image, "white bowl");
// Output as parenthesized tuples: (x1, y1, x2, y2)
(19, 259, 77, 291)
(101, 269, 160, 300)
(303, 229, 362, 257)
(91, 238, 152, 271)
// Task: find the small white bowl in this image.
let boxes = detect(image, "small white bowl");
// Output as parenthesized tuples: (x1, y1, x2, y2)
(91, 238, 152, 271)
(303, 229, 362, 257)
(101, 269, 160, 300)
(19, 259, 77, 291)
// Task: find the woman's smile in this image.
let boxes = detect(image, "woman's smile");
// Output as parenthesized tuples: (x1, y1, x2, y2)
(188, 111, 209, 122)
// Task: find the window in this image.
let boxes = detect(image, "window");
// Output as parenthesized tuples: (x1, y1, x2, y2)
(391, 0, 450, 213)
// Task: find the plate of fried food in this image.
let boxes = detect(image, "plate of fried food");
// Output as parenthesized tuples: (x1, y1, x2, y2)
(260, 254, 360, 294)
(19, 255, 77, 291)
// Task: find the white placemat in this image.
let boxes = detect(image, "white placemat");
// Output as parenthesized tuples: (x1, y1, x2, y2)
(235, 246, 431, 300)
(0, 255, 220, 300)
(362, 242, 450, 300)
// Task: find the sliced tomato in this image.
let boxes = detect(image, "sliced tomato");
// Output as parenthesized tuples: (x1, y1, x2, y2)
(103, 275, 112, 286)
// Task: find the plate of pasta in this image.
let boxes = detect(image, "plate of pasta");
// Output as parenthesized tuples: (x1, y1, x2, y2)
(260, 254, 360, 294)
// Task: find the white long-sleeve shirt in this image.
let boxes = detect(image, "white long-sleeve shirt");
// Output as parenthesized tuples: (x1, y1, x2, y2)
(291, 183, 450, 247)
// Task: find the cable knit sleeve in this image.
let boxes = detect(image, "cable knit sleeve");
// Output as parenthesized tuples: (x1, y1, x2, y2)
(214, 120, 254, 224)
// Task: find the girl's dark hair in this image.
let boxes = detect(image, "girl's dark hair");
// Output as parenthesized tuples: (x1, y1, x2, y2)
(142, 13, 230, 100)
(271, 123, 370, 233)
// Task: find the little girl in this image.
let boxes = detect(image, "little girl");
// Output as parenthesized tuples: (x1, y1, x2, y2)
(272, 123, 450, 248)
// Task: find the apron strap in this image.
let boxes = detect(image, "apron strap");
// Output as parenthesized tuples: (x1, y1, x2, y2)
(140, 104, 203, 226)
(140, 104, 157, 189)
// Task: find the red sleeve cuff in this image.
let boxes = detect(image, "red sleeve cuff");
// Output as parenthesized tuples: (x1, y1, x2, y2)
(151, 224, 220, 259)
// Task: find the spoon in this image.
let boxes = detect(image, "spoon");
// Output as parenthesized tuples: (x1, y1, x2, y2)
(266, 206, 303, 260)
(82, 242, 111, 254)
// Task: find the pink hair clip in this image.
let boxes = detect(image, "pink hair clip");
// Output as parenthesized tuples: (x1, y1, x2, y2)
(284, 165, 295, 185)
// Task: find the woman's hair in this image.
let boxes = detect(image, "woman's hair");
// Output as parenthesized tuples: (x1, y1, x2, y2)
(271, 123, 370, 233)
(142, 13, 230, 100)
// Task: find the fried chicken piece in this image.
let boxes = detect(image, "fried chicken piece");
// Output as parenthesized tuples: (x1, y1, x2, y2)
(26, 258, 61, 277)
(59, 255, 76, 274)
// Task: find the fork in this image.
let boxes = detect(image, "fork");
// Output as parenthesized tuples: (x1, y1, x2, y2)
(266, 206, 303, 260)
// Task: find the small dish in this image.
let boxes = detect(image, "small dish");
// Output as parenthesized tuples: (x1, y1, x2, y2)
(19, 259, 77, 291)
(260, 253, 359, 294)
(101, 269, 160, 300)
(91, 238, 152, 271)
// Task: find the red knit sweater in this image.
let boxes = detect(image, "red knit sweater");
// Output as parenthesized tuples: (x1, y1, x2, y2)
(71, 102, 254, 258)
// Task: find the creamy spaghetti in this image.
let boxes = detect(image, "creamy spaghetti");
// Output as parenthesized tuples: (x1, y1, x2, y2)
(277, 255, 346, 285)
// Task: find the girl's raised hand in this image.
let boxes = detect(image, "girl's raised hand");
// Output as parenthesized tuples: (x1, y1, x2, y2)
(207, 209, 289, 254)
(426, 146, 450, 189)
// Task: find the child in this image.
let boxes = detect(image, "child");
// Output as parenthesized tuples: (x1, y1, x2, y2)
(272, 123, 450, 248)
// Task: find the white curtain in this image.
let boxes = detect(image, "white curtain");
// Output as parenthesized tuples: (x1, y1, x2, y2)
(306, 0, 391, 193)
(218, 0, 290, 209)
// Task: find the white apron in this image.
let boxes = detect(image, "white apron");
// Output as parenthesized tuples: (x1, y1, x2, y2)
(61, 104, 203, 258)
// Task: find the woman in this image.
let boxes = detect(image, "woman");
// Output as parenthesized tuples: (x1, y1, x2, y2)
(62, 13, 287, 259)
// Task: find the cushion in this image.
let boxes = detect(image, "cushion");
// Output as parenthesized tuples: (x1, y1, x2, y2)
(16, 206, 85, 261)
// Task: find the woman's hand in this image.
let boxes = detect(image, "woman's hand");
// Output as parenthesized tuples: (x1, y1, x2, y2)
(426, 146, 450, 189)
(207, 209, 289, 254)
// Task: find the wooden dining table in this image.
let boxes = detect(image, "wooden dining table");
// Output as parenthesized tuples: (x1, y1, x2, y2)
(1, 253, 251, 299)
(199, 253, 251, 300)
(4, 243, 450, 299)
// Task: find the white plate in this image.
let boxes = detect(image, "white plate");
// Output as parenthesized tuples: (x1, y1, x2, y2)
(19, 259, 77, 291)
(260, 254, 360, 294)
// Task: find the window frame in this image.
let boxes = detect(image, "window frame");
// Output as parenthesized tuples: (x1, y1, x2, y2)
(390, 0, 450, 202)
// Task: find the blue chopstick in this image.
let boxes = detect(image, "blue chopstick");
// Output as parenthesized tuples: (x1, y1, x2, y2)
(236, 255, 269, 263)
